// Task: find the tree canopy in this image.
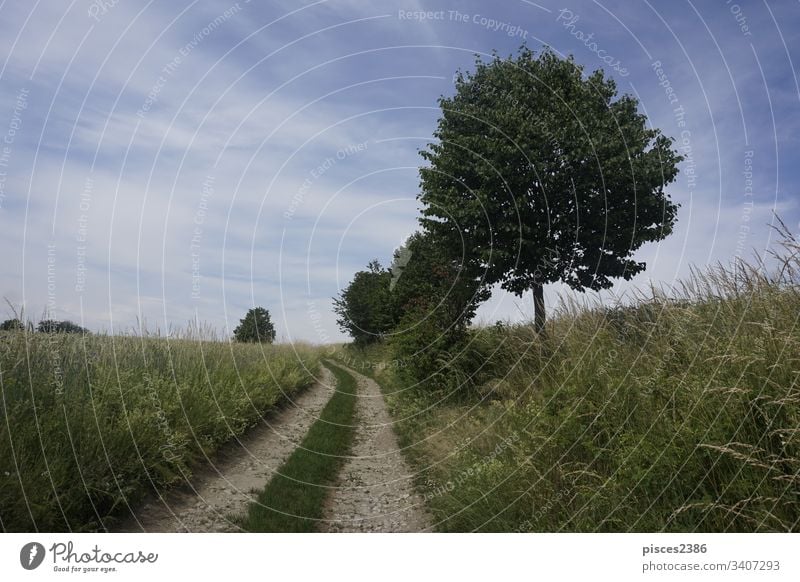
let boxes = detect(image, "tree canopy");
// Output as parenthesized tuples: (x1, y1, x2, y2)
(1, 318, 23, 331)
(36, 319, 89, 334)
(332, 260, 394, 346)
(390, 230, 489, 337)
(418, 47, 682, 331)
(333, 233, 490, 350)
(233, 307, 276, 343)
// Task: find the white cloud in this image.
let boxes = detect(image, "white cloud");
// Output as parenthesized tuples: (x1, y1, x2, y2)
(2, 0, 798, 342)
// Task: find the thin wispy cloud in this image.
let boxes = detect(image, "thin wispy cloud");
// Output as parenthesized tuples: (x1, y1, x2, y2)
(1, 0, 797, 341)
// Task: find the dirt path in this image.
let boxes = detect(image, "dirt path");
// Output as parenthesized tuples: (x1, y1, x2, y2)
(116, 366, 335, 532)
(320, 364, 431, 532)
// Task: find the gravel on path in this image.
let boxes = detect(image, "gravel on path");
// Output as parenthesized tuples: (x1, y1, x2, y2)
(115, 366, 335, 532)
(320, 364, 431, 532)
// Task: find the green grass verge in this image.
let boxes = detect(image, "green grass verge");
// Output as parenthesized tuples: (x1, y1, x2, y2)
(238, 360, 357, 532)
(342, 243, 800, 531)
(0, 330, 321, 532)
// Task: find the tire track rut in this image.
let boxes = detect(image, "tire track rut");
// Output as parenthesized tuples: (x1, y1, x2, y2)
(320, 364, 431, 532)
(116, 366, 335, 532)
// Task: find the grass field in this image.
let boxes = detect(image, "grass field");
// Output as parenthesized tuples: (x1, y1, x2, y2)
(0, 328, 321, 532)
(238, 361, 357, 532)
(348, 234, 800, 532)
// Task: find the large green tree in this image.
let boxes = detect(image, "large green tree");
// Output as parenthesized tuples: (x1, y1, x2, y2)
(233, 307, 276, 343)
(333, 260, 394, 346)
(419, 47, 682, 332)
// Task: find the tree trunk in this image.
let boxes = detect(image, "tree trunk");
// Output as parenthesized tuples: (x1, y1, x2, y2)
(533, 284, 546, 334)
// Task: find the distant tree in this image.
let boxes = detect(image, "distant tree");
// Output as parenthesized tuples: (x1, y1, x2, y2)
(37, 319, 59, 333)
(419, 47, 682, 332)
(37, 319, 89, 334)
(333, 260, 395, 346)
(1, 318, 23, 331)
(233, 307, 276, 343)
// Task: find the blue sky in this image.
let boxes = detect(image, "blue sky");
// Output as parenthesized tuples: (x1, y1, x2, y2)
(0, 0, 798, 342)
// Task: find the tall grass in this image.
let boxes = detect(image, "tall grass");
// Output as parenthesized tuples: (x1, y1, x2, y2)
(362, 224, 800, 532)
(0, 328, 320, 532)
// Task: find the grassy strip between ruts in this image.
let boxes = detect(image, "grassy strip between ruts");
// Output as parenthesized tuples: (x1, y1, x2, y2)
(238, 360, 357, 532)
